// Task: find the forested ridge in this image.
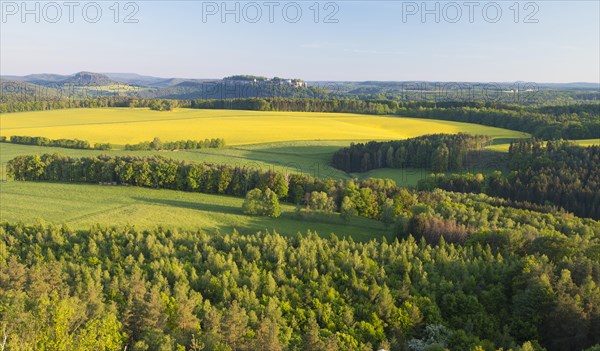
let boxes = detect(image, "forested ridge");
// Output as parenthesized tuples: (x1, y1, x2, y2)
(419, 140, 600, 220)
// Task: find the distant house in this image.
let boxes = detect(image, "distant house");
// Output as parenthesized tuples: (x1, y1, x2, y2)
(291, 79, 307, 88)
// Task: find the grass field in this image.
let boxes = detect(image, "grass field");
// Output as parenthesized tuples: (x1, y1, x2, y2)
(351, 168, 433, 186)
(0, 181, 391, 241)
(572, 139, 600, 147)
(0, 108, 529, 145)
(352, 166, 499, 187)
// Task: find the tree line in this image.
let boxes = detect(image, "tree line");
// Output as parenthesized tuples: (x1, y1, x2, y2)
(418, 140, 600, 220)
(0, 96, 132, 113)
(331, 134, 492, 173)
(124, 137, 226, 151)
(0, 97, 182, 114)
(190, 98, 401, 115)
(3, 135, 111, 150)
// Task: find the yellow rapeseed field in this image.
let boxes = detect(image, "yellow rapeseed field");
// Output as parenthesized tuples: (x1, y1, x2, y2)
(0, 108, 529, 145)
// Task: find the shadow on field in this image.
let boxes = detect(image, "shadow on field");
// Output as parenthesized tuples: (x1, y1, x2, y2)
(132, 197, 241, 215)
(237, 144, 343, 157)
(232, 145, 351, 179)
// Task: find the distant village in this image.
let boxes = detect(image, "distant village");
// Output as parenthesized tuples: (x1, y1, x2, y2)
(224, 75, 308, 88)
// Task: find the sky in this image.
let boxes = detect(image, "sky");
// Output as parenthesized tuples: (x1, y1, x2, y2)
(1, 0, 599, 82)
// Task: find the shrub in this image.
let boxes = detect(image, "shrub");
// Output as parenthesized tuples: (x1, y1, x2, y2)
(242, 188, 281, 218)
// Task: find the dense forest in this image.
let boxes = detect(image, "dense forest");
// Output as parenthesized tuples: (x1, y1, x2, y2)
(331, 134, 492, 173)
(418, 140, 600, 220)
(2, 188, 600, 351)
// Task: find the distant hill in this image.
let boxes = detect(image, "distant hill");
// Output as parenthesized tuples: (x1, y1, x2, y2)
(1, 72, 117, 87)
(61, 72, 116, 86)
(103, 73, 174, 86)
(0, 79, 62, 98)
(173, 80, 214, 88)
(1, 71, 598, 102)
(160, 78, 214, 87)
(103, 73, 216, 87)
(2, 73, 68, 85)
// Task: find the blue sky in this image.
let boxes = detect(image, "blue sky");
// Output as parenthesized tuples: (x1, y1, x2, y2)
(1, 1, 599, 82)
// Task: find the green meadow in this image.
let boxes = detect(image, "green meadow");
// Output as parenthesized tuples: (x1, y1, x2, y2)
(0, 181, 390, 241)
